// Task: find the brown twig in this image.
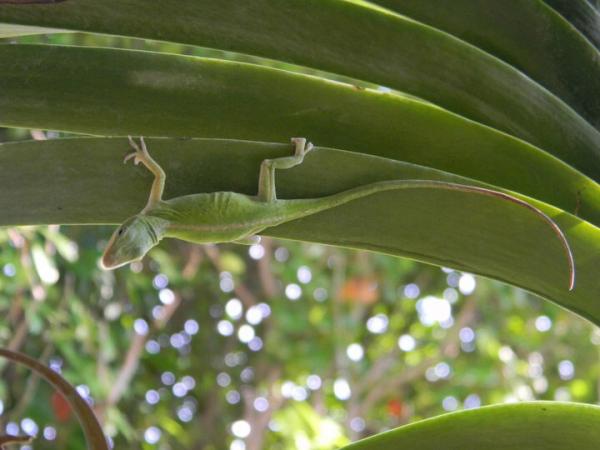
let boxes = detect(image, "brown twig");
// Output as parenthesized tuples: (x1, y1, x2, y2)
(203, 245, 258, 307)
(242, 368, 284, 450)
(10, 344, 54, 420)
(0, 434, 32, 449)
(101, 295, 181, 417)
(182, 245, 204, 279)
(0, 348, 109, 450)
(356, 296, 477, 421)
(257, 238, 278, 298)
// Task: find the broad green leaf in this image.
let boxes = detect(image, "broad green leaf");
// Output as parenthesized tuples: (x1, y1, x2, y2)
(371, 0, 600, 128)
(1, 1, 599, 178)
(543, 0, 600, 50)
(340, 402, 600, 450)
(1, 138, 598, 327)
(1, 44, 599, 228)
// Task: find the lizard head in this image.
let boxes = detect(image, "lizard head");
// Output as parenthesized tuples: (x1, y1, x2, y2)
(101, 215, 161, 270)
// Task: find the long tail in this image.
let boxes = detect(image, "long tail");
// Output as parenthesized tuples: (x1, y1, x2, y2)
(286, 180, 575, 290)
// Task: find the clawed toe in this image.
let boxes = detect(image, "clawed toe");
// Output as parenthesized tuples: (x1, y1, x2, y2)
(125, 136, 147, 165)
(123, 152, 141, 165)
(290, 137, 313, 157)
(121, 136, 166, 210)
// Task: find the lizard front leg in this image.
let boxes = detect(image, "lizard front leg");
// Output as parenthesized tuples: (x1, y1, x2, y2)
(257, 137, 314, 202)
(125, 136, 166, 212)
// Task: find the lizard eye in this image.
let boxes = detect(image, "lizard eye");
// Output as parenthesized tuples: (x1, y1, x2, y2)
(117, 226, 126, 236)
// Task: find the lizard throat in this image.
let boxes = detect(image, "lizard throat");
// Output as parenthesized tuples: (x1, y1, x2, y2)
(140, 215, 167, 245)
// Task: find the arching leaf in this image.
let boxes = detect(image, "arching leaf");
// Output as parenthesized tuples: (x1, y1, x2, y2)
(370, 0, 600, 127)
(1, 44, 598, 227)
(341, 402, 600, 450)
(543, 0, 600, 50)
(1, 138, 598, 326)
(1, 0, 599, 177)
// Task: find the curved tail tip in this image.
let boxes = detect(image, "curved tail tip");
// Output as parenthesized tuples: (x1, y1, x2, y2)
(568, 270, 575, 292)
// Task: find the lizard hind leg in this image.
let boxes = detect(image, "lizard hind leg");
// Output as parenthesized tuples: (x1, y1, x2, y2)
(125, 136, 166, 211)
(257, 137, 314, 202)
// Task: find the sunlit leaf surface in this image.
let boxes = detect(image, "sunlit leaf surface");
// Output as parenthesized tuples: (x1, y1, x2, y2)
(342, 402, 600, 450)
(0, 138, 598, 327)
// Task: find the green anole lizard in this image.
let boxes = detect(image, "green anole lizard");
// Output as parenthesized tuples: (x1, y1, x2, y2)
(102, 137, 575, 290)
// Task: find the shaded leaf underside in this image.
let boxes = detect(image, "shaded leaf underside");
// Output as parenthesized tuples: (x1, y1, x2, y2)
(1, 44, 599, 227)
(1, 138, 598, 326)
(370, 0, 600, 129)
(0, 0, 599, 180)
(543, 0, 600, 50)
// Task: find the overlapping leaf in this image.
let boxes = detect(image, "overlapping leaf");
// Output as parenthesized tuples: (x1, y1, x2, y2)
(1, 138, 598, 326)
(543, 0, 600, 49)
(370, 0, 600, 128)
(1, 44, 599, 227)
(1, 0, 599, 180)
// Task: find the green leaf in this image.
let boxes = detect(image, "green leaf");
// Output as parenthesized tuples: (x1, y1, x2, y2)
(1, 138, 598, 327)
(1, 44, 599, 228)
(1, 1, 599, 178)
(543, 0, 600, 50)
(370, 0, 600, 128)
(340, 402, 600, 450)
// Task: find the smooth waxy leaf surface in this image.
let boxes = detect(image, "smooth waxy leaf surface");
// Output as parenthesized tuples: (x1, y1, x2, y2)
(1, 44, 599, 227)
(543, 0, 600, 50)
(1, 1, 599, 179)
(341, 402, 600, 450)
(1, 138, 598, 326)
(371, 0, 600, 128)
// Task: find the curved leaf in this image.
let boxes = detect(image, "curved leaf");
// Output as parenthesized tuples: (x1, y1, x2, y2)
(543, 0, 600, 50)
(1, 138, 598, 326)
(341, 402, 600, 450)
(1, 1, 599, 175)
(1, 44, 599, 228)
(370, 0, 600, 127)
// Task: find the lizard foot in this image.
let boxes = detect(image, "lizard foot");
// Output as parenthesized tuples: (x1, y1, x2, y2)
(290, 137, 314, 158)
(124, 136, 152, 166)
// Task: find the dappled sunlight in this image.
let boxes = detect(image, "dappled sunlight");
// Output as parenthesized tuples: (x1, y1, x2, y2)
(0, 228, 598, 448)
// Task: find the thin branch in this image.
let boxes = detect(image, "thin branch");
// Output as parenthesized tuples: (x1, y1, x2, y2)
(257, 238, 278, 298)
(103, 296, 181, 412)
(358, 296, 477, 416)
(181, 245, 203, 279)
(203, 245, 257, 307)
(10, 344, 54, 419)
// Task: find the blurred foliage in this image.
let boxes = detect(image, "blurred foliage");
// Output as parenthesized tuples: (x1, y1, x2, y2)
(0, 224, 598, 450)
(0, 27, 599, 450)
